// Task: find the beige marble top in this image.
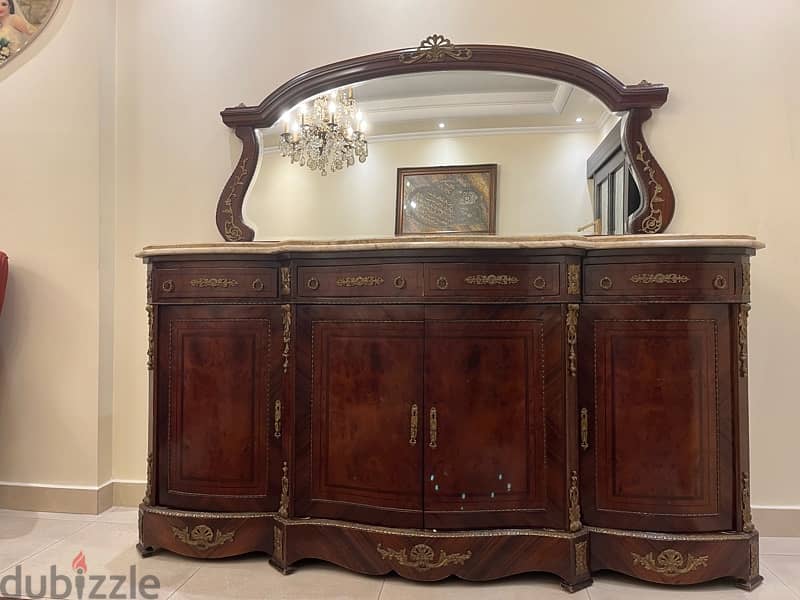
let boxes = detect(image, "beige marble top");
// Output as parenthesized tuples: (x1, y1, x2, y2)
(137, 234, 764, 258)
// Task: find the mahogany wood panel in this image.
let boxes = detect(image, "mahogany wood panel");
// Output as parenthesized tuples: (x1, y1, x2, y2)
(424, 263, 561, 298)
(579, 304, 733, 532)
(275, 517, 590, 589)
(584, 261, 738, 301)
(295, 305, 425, 528)
(423, 305, 565, 529)
(156, 305, 282, 512)
(297, 263, 423, 297)
(153, 266, 277, 301)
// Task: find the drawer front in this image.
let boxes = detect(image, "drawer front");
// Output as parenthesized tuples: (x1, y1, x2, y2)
(154, 267, 277, 300)
(424, 263, 560, 297)
(298, 264, 422, 297)
(584, 262, 738, 299)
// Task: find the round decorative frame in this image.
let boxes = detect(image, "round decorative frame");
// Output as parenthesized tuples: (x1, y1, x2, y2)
(216, 34, 675, 242)
(0, 0, 60, 70)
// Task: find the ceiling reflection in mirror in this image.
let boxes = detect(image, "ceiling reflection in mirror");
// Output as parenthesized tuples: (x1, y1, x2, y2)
(245, 71, 629, 240)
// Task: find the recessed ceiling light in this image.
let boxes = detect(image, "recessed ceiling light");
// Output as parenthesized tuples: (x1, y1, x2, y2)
(575, 117, 584, 123)
(438, 122, 446, 128)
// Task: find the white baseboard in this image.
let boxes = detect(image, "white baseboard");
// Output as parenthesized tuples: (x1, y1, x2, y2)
(0, 480, 146, 514)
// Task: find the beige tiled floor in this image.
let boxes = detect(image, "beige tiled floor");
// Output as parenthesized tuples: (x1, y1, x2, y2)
(0, 507, 798, 599)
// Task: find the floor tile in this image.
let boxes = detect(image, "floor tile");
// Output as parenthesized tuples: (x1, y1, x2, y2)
(0, 516, 91, 572)
(171, 561, 384, 600)
(1, 522, 202, 599)
(763, 556, 800, 598)
(587, 569, 798, 599)
(97, 507, 139, 525)
(763, 538, 800, 556)
(379, 572, 587, 599)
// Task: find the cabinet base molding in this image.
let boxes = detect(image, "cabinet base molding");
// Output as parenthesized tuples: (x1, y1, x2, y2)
(137, 505, 274, 559)
(586, 527, 761, 589)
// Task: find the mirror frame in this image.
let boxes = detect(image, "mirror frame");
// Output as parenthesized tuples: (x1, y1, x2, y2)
(216, 34, 674, 241)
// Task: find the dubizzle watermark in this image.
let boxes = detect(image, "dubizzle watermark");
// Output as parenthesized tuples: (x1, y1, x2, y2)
(0, 551, 161, 599)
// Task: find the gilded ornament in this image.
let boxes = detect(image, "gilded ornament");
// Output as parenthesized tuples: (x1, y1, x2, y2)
(280, 267, 291, 296)
(464, 274, 519, 286)
(742, 472, 754, 533)
(568, 470, 581, 532)
(171, 525, 235, 550)
(738, 304, 750, 377)
(631, 549, 709, 576)
(575, 541, 589, 577)
(634, 141, 665, 234)
(743, 263, 751, 298)
(336, 275, 385, 287)
(750, 538, 759, 578)
(630, 273, 689, 284)
(567, 264, 580, 295)
(399, 34, 473, 64)
(279, 462, 289, 518)
(580, 408, 589, 451)
(142, 452, 153, 506)
(566, 304, 579, 378)
(273, 525, 284, 562)
(376, 543, 472, 571)
(189, 277, 239, 288)
(221, 159, 249, 242)
(281, 304, 292, 375)
(146, 305, 155, 370)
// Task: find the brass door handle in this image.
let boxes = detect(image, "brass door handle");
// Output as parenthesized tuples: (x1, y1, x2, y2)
(409, 403, 418, 446)
(429, 407, 438, 449)
(580, 408, 589, 451)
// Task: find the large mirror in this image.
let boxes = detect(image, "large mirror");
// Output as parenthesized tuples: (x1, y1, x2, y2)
(217, 36, 674, 242)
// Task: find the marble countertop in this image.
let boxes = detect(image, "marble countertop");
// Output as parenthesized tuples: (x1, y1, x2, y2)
(137, 234, 765, 258)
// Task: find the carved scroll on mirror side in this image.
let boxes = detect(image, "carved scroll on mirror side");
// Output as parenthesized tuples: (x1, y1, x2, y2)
(622, 109, 675, 233)
(215, 127, 257, 242)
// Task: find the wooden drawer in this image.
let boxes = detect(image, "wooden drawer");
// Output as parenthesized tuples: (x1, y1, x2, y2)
(424, 263, 560, 297)
(153, 267, 277, 301)
(297, 264, 422, 297)
(584, 262, 738, 300)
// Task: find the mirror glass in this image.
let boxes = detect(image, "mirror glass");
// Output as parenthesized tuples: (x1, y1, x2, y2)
(245, 71, 633, 240)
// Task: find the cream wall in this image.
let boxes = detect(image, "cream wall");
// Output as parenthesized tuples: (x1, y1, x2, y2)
(0, 0, 114, 504)
(1, 0, 799, 518)
(247, 132, 598, 238)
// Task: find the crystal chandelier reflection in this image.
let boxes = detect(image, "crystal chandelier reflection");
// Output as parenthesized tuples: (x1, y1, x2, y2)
(279, 88, 368, 176)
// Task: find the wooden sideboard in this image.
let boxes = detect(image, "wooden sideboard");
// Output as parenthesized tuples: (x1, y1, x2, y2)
(137, 235, 763, 592)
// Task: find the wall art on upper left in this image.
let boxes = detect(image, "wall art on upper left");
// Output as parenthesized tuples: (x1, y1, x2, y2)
(0, 0, 59, 68)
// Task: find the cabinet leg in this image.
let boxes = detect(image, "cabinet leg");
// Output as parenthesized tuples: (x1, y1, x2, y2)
(268, 558, 295, 576)
(136, 543, 159, 558)
(734, 574, 764, 591)
(560, 577, 593, 593)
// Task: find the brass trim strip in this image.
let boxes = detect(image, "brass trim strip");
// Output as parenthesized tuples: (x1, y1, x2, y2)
(630, 273, 690, 284)
(586, 526, 752, 542)
(580, 408, 589, 451)
(146, 305, 155, 370)
(738, 304, 750, 377)
(139, 506, 273, 519)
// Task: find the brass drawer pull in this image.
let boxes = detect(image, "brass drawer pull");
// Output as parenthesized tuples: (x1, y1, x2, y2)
(394, 276, 407, 289)
(712, 274, 727, 290)
(532, 276, 547, 290)
(252, 278, 265, 291)
(161, 280, 175, 293)
(409, 403, 418, 446)
(436, 276, 449, 290)
(599, 276, 613, 290)
(429, 407, 438, 449)
(580, 408, 589, 450)
(306, 277, 320, 291)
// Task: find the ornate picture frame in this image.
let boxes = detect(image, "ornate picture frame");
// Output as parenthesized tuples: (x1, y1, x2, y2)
(395, 164, 497, 236)
(0, 0, 59, 69)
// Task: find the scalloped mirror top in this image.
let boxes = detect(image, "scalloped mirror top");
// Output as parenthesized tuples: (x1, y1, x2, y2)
(245, 71, 625, 241)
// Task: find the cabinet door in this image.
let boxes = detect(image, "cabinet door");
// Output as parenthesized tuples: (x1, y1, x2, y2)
(295, 306, 424, 528)
(423, 305, 565, 529)
(579, 304, 733, 532)
(157, 305, 282, 512)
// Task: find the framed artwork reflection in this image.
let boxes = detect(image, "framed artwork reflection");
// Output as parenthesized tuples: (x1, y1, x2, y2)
(395, 164, 497, 235)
